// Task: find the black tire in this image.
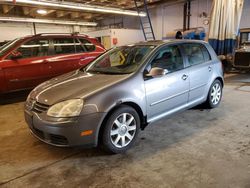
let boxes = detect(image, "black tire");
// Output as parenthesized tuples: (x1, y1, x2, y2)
(102, 105, 140, 154)
(205, 79, 222, 108)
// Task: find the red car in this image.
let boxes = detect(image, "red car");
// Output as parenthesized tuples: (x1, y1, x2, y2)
(0, 33, 105, 93)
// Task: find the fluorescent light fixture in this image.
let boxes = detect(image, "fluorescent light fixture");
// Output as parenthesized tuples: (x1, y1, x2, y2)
(3, 0, 147, 17)
(37, 9, 47, 15)
(0, 17, 98, 26)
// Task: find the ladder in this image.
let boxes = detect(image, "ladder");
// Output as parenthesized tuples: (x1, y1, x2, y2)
(134, 0, 155, 41)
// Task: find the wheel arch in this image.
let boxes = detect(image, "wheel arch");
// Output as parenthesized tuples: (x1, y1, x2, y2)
(215, 76, 224, 87)
(97, 102, 147, 146)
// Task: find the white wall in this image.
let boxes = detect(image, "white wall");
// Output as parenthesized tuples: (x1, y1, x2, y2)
(87, 28, 144, 48)
(0, 22, 34, 41)
(111, 29, 144, 46)
(0, 22, 82, 42)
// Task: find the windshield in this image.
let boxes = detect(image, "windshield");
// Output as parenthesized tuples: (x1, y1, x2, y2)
(240, 32, 250, 46)
(86, 45, 155, 74)
(0, 38, 21, 56)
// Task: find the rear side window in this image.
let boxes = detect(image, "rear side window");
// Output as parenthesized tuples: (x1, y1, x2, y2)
(79, 38, 95, 52)
(75, 39, 85, 53)
(182, 43, 211, 66)
(16, 39, 49, 58)
(53, 38, 75, 55)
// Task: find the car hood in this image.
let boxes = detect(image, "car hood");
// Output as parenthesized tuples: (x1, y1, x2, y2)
(31, 70, 130, 105)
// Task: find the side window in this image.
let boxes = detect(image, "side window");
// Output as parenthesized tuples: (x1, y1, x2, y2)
(75, 38, 85, 53)
(201, 45, 211, 62)
(15, 39, 49, 58)
(150, 45, 184, 73)
(79, 38, 95, 52)
(183, 43, 211, 66)
(53, 38, 75, 55)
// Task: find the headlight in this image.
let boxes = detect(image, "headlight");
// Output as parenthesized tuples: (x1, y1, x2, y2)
(47, 99, 83, 118)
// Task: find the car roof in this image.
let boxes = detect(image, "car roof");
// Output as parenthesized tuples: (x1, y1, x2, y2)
(132, 39, 208, 47)
(22, 33, 95, 40)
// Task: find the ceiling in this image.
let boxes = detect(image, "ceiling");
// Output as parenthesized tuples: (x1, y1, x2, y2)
(0, 0, 167, 23)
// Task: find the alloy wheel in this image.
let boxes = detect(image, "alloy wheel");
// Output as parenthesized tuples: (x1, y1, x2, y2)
(110, 113, 137, 148)
(210, 83, 221, 105)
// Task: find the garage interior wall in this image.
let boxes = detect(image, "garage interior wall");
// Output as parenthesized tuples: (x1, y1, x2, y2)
(150, 0, 212, 40)
(0, 22, 74, 42)
(87, 28, 144, 48)
(0, 0, 249, 42)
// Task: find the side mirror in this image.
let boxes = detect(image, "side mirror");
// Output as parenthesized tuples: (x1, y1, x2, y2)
(11, 51, 22, 60)
(146, 67, 168, 78)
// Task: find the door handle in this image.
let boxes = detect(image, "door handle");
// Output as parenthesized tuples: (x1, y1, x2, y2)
(208, 66, 212, 72)
(182, 74, 188, 80)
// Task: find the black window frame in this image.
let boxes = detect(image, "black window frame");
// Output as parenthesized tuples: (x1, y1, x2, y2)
(78, 37, 96, 52)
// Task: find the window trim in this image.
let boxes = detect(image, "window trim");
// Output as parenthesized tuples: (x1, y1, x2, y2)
(7, 37, 52, 60)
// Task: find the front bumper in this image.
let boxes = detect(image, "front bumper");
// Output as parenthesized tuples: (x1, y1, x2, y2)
(24, 110, 106, 147)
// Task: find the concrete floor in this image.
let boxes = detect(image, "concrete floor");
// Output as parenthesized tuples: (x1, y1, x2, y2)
(0, 73, 250, 188)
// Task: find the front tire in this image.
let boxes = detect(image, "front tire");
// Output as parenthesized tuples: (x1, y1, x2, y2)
(206, 80, 222, 108)
(102, 105, 140, 154)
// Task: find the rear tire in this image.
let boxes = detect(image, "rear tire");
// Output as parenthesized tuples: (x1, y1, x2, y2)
(101, 105, 140, 154)
(205, 80, 222, 108)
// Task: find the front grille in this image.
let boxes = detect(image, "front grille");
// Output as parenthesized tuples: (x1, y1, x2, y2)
(32, 102, 50, 113)
(234, 52, 250, 67)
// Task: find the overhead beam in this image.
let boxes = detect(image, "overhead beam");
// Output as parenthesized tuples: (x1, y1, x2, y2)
(0, 17, 98, 26)
(2, 0, 146, 17)
(2, 4, 14, 14)
(71, 12, 80, 19)
(56, 10, 65, 18)
(22, 7, 30, 15)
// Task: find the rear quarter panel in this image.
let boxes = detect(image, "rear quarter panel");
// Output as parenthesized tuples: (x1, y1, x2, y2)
(205, 43, 224, 97)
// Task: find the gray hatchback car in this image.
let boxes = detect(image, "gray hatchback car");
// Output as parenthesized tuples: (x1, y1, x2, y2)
(25, 40, 224, 153)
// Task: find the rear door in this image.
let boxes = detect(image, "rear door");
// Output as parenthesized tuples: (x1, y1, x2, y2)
(45, 37, 99, 77)
(44, 37, 79, 77)
(181, 43, 213, 103)
(2, 38, 51, 91)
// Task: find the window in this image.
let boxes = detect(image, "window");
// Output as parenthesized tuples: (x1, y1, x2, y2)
(75, 39, 85, 53)
(79, 38, 95, 52)
(15, 39, 49, 58)
(53, 38, 75, 55)
(86, 45, 155, 74)
(182, 43, 211, 66)
(150, 45, 184, 73)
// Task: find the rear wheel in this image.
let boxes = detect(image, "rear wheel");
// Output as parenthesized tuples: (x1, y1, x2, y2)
(206, 80, 222, 108)
(102, 105, 140, 154)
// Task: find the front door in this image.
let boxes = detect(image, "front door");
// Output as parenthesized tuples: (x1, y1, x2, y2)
(3, 38, 51, 91)
(144, 45, 189, 122)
